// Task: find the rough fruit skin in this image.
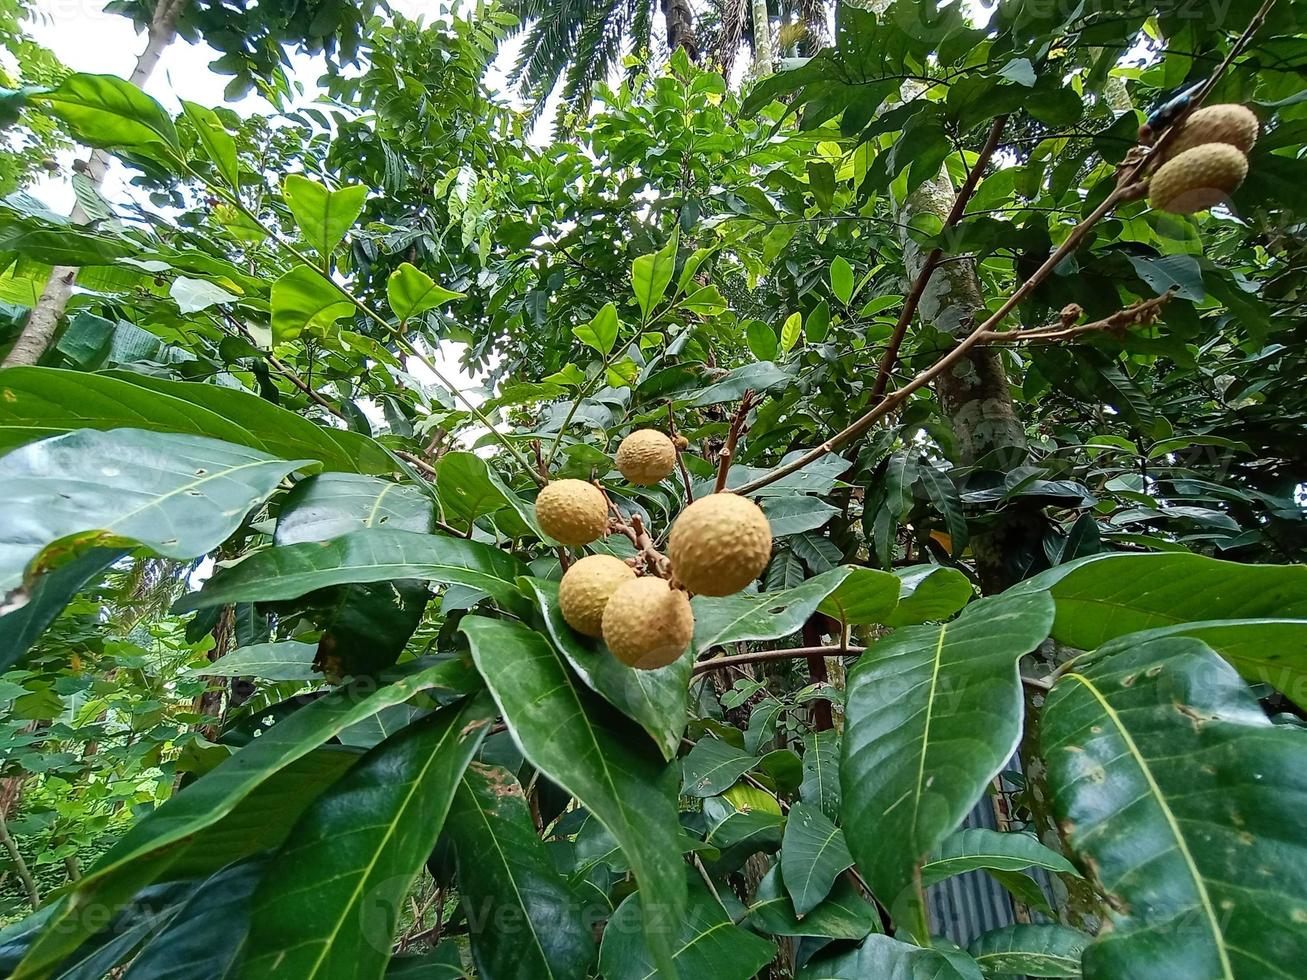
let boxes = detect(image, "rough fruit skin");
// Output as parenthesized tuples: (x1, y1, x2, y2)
(1163, 104, 1258, 161)
(601, 577, 694, 669)
(616, 429, 676, 485)
(559, 554, 635, 638)
(1149, 144, 1248, 215)
(534, 479, 608, 545)
(668, 493, 772, 597)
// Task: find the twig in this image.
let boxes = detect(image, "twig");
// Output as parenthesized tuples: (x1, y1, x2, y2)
(977, 291, 1174, 344)
(715, 390, 756, 493)
(730, 4, 1272, 498)
(871, 113, 1010, 400)
(665, 402, 696, 501)
(605, 495, 670, 577)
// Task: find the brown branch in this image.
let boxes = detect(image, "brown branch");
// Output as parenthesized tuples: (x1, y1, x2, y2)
(715, 390, 756, 493)
(665, 402, 696, 501)
(870, 113, 1010, 400)
(605, 495, 670, 577)
(977, 291, 1174, 344)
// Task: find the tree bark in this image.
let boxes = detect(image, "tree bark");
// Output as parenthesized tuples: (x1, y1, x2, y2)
(751, 0, 774, 77)
(661, 0, 699, 61)
(1, 0, 187, 368)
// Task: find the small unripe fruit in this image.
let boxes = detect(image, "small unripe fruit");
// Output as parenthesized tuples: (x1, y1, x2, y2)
(535, 479, 608, 545)
(1149, 143, 1248, 215)
(559, 554, 635, 637)
(601, 577, 694, 669)
(615, 429, 676, 485)
(1163, 104, 1258, 162)
(668, 493, 772, 597)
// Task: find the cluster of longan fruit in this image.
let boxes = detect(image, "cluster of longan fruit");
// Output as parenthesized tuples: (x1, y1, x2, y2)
(1148, 104, 1258, 214)
(534, 429, 772, 670)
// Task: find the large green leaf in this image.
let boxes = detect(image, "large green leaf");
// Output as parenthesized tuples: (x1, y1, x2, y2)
(460, 616, 686, 978)
(598, 875, 774, 980)
(816, 567, 902, 625)
(799, 729, 841, 821)
(282, 175, 368, 258)
(1092, 619, 1307, 702)
(745, 864, 880, 940)
(632, 234, 677, 322)
(446, 763, 596, 978)
(271, 264, 355, 343)
(886, 564, 973, 626)
(190, 640, 319, 682)
(387, 262, 464, 320)
(693, 567, 860, 653)
(1016, 553, 1307, 649)
(1044, 636, 1307, 978)
(0, 367, 394, 474)
(967, 924, 1090, 978)
(121, 859, 264, 980)
(276, 474, 434, 543)
(841, 592, 1055, 910)
(920, 828, 1079, 886)
(240, 695, 493, 980)
(780, 801, 855, 916)
(796, 934, 982, 979)
(682, 737, 759, 797)
(176, 528, 528, 618)
(12, 660, 471, 978)
(523, 578, 690, 761)
(0, 429, 310, 596)
(180, 100, 239, 189)
(34, 73, 179, 160)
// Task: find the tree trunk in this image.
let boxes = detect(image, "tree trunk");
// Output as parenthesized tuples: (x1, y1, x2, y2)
(751, 0, 774, 77)
(661, 0, 699, 61)
(1, 0, 187, 368)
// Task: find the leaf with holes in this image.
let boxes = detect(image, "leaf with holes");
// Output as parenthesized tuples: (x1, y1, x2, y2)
(800, 729, 841, 822)
(0, 428, 311, 598)
(683, 738, 759, 797)
(780, 801, 855, 915)
(841, 591, 1054, 911)
(240, 695, 493, 980)
(1044, 636, 1307, 978)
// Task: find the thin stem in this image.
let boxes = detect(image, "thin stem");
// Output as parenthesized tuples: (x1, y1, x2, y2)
(665, 402, 696, 501)
(714, 390, 755, 493)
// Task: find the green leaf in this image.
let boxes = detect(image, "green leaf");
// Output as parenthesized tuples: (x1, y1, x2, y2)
(190, 641, 319, 682)
(1015, 553, 1307, 650)
(34, 73, 178, 160)
(1044, 636, 1307, 978)
(12, 661, 471, 978)
(446, 763, 596, 978)
(968, 924, 1090, 978)
(240, 695, 493, 980)
(574, 301, 619, 355)
(523, 578, 690, 761)
(276, 473, 434, 543)
(781, 801, 855, 915)
(830, 256, 854, 305)
(0, 367, 394, 474)
(780, 311, 802, 354)
(816, 567, 902, 625)
(745, 320, 778, 362)
(799, 729, 841, 822)
(689, 361, 790, 408)
(180, 100, 239, 188)
(762, 495, 839, 537)
(122, 859, 263, 980)
(282, 175, 368, 259)
(0, 547, 123, 673)
(921, 828, 1079, 886)
(886, 564, 973, 626)
(169, 275, 239, 314)
(805, 299, 831, 344)
(176, 528, 529, 618)
(693, 567, 860, 653)
(632, 233, 678, 322)
(271, 265, 355, 343)
(434, 451, 543, 539)
(683, 737, 759, 797)
(0, 429, 310, 596)
(797, 934, 982, 979)
(599, 875, 775, 980)
(387, 262, 465, 321)
(746, 864, 879, 940)
(842, 592, 1055, 907)
(460, 616, 686, 978)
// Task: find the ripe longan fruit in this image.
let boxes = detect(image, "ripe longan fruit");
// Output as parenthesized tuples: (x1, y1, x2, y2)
(616, 429, 677, 485)
(601, 576, 695, 670)
(535, 479, 608, 545)
(667, 492, 772, 597)
(558, 554, 635, 637)
(1149, 143, 1248, 215)
(1163, 104, 1258, 162)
